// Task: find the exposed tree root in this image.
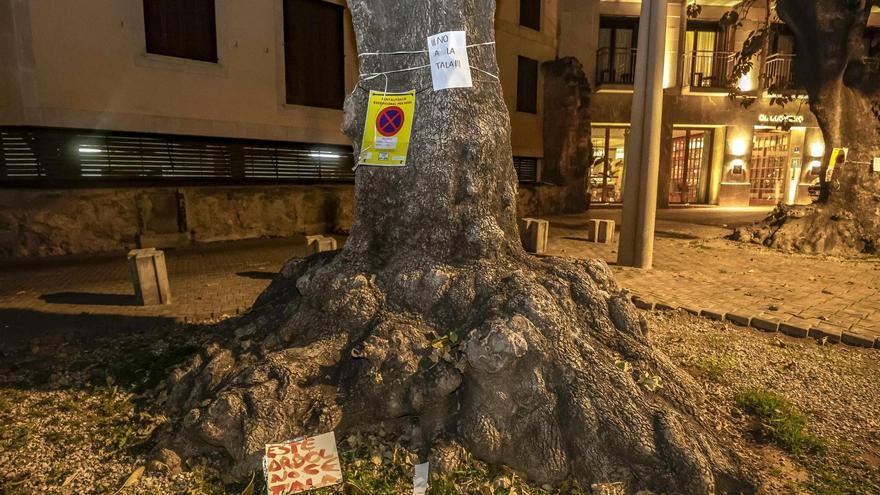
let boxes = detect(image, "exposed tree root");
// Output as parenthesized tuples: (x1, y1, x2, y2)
(732, 203, 874, 255)
(163, 251, 753, 494)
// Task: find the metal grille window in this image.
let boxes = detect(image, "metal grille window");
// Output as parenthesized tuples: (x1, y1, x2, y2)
(0, 127, 355, 185)
(143, 0, 218, 62)
(513, 156, 538, 183)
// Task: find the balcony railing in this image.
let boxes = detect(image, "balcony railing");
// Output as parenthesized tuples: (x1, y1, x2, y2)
(595, 47, 638, 86)
(762, 53, 802, 92)
(682, 50, 735, 90)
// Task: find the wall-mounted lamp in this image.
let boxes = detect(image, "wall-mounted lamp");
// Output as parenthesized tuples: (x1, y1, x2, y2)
(730, 138, 748, 157)
(807, 160, 822, 173)
(809, 142, 825, 158)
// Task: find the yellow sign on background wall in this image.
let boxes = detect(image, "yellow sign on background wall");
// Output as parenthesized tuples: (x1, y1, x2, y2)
(359, 91, 415, 167)
(826, 147, 848, 182)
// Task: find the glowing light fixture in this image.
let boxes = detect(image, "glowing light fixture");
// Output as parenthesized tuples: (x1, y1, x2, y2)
(738, 73, 754, 92)
(308, 151, 343, 159)
(809, 142, 825, 158)
(78, 146, 102, 154)
(730, 138, 748, 157)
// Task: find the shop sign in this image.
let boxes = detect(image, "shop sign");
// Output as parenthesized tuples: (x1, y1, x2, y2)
(758, 113, 805, 125)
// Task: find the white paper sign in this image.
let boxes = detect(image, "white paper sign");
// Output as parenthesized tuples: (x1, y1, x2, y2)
(873, 157, 880, 173)
(427, 31, 473, 91)
(413, 462, 429, 495)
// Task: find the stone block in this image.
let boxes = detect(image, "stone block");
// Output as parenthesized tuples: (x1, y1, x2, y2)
(128, 248, 172, 306)
(725, 313, 751, 327)
(808, 324, 843, 343)
(681, 306, 701, 316)
(750, 317, 780, 333)
(305, 235, 338, 255)
(518, 218, 549, 254)
(586, 219, 615, 244)
(841, 328, 877, 348)
(631, 296, 655, 310)
(779, 320, 810, 338)
(655, 301, 678, 311)
(700, 309, 726, 321)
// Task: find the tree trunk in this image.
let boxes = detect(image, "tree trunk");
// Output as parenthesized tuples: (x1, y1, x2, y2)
(736, 0, 880, 254)
(541, 57, 592, 213)
(163, 1, 750, 492)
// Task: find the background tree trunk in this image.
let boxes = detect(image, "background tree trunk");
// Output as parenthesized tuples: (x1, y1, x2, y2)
(163, 1, 751, 493)
(541, 57, 592, 213)
(737, 0, 880, 254)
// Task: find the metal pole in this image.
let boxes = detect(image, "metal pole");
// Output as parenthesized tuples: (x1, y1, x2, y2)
(618, 0, 668, 269)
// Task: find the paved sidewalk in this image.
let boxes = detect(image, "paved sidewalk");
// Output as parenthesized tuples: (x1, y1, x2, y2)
(0, 237, 324, 346)
(1, 206, 878, 349)
(549, 210, 880, 348)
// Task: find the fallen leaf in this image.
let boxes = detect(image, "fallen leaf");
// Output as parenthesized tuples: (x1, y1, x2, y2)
(113, 466, 144, 494)
(240, 472, 255, 495)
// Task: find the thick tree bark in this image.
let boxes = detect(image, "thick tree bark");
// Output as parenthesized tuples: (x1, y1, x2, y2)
(736, 0, 880, 253)
(541, 57, 592, 213)
(162, 1, 751, 493)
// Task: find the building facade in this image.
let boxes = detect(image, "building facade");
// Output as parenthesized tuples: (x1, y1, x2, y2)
(1, 0, 878, 257)
(0, 0, 557, 257)
(571, 0, 880, 208)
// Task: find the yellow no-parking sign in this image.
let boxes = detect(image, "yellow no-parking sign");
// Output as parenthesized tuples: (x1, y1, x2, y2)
(358, 91, 415, 167)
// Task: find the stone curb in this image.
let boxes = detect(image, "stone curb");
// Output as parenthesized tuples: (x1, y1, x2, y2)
(629, 293, 878, 351)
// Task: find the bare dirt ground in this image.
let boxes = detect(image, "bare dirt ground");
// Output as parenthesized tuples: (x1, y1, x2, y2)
(1, 308, 877, 494)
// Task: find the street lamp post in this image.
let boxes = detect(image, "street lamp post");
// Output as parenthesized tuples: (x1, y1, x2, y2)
(618, 0, 668, 269)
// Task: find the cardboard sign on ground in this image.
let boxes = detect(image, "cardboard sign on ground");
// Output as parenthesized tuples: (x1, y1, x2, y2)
(359, 91, 416, 167)
(263, 432, 342, 494)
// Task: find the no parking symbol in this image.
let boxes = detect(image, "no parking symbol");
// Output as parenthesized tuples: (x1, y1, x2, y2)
(358, 91, 415, 167)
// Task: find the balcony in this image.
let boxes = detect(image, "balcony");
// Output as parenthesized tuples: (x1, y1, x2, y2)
(682, 50, 735, 90)
(595, 47, 638, 87)
(761, 53, 803, 93)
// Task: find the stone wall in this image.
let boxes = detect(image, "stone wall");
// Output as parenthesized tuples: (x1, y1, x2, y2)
(0, 183, 559, 258)
(0, 185, 354, 258)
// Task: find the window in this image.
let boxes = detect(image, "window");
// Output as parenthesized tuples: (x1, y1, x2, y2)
(143, 0, 218, 62)
(596, 17, 639, 85)
(283, 0, 346, 109)
(520, 0, 541, 31)
(0, 127, 356, 184)
(516, 56, 539, 114)
(513, 156, 538, 183)
(685, 21, 728, 88)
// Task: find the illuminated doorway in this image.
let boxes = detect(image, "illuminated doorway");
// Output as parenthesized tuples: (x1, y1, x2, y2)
(750, 131, 790, 205)
(590, 126, 628, 203)
(669, 128, 712, 204)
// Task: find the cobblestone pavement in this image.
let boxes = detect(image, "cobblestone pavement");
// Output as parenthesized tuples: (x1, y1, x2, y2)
(1, 206, 878, 349)
(0, 236, 328, 346)
(549, 208, 880, 349)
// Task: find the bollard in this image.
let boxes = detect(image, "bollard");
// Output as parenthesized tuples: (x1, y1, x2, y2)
(128, 248, 172, 306)
(518, 218, 549, 254)
(587, 219, 616, 244)
(305, 235, 338, 255)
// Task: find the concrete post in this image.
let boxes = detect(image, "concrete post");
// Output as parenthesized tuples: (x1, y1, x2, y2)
(618, 0, 668, 269)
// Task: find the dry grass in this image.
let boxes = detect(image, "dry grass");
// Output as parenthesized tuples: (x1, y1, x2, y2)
(0, 310, 877, 494)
